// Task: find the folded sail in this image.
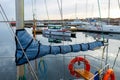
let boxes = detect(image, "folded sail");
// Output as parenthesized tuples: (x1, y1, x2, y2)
(15, 29, 104, 65)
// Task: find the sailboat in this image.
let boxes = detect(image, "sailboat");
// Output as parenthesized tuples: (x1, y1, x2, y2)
(42, 24, 72, 37)
(0, 0, 118, 80)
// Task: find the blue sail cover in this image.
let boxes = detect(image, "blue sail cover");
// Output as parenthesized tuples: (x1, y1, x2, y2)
(15, 29, 104, 65)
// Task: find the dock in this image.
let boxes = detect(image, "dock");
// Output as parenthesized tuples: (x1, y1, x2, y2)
(32, 28, 120, 35)
(71, 28, 120, 34)
(8, 19, 120, 34)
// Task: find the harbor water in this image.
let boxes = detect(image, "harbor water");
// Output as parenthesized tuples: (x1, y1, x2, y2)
(0, 22, 120, 80)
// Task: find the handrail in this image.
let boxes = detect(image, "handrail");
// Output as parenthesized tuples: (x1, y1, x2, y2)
(89, 64, 109, 80)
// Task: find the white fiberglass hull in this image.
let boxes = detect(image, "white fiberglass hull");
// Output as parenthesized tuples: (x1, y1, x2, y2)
(42, 30, 71, 37)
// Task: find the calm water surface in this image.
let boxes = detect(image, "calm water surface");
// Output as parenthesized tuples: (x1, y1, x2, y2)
(0, 23, 120, 80)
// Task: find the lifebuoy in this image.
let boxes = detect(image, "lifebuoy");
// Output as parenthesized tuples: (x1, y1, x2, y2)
(103, 69, 116, 80)
(68, 56, 90, 77)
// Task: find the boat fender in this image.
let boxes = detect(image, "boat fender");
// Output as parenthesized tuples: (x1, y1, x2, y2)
(103, 69, 116, 80)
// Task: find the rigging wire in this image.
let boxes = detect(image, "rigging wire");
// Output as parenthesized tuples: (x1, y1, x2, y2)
(0, 4, 15, 37)
(89, 64, 109, 80)
(32, 0, 37, 19)
(118, 0, 120, 10)
(105, 41, 109, 65)
(97, 0, 104, 35)
(86, 0, 88, 18)
(75, 0, 77, 18)
(13, 26, 39, 80)
(97, 0, 103, 69)
(32, 0, 37, 39)
(96, 0, 109, 73)
(31, 0, 40, 78)
(0, 4, 16, 62)
(32, 0, 48, 80)
(0, 7, 6, 22)
(57, 0, 64, 26)
(112, 47, 120, 69)
(104, 0, 111, 65)
(31, 0, 38, 75)
(97, 0, 101, 19)
(100, 46, 106, 68)
(0, 3, 38, 80)
(61, 0, 66, 79)
(44, 0, 50, 21)
(57, 0, 61, 18)
(112, 0, 120, 69)
(108, 0, 110, 25)
(97, 0, 103, 33)
(34, 1, 50, 80)
(60, 0, 63, 21)
(57, 0, 66, 79)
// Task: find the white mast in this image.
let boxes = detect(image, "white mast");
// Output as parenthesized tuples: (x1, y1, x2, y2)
(16, 0, 24, 29)
(16, 0, 25, 79)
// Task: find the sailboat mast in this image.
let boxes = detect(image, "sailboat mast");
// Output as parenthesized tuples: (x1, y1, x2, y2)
(15, 0, 25, 79)
(108, 0, 110, 25)
(16, 0, 24, 29)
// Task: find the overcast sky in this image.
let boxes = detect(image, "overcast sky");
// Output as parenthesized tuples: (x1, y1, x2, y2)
(0, 0, 120, 20)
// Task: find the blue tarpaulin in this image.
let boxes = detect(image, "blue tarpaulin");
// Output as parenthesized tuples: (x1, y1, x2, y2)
(15, 29, 104, 65)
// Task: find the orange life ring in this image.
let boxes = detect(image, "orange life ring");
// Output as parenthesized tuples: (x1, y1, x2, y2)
(103, 69, 116, 80)
(68, 56, 90, 77)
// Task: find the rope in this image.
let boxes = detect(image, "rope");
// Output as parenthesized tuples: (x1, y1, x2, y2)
(112, 47, 120, 69)
(38, 58, 47, 80)
(0, 3, 38, 80)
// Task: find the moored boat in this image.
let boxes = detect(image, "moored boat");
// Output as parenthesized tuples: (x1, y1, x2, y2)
(42, 24, 72, 37)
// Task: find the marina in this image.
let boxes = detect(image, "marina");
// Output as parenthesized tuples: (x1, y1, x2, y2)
(0, 0, 120, 80)
(0, 24, 120, 79)
(10, 19, 120, 34)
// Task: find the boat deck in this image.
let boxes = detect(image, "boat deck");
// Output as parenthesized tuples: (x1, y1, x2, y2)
(75, 69, 94, 80)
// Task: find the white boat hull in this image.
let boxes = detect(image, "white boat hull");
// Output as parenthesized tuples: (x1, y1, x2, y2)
(42, 30, 71, 37)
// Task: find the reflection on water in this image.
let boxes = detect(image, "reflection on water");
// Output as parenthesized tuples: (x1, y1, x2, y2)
(0, 23, 16, 80)
(0, 23, 120, 80)
(43, 34, 72, 42)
